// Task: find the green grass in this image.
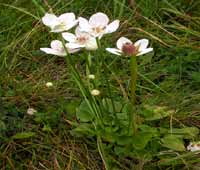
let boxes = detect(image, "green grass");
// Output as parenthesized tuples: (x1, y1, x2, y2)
(0, 0, 200, 169)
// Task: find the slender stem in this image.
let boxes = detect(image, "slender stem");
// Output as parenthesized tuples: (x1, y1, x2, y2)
(96, 38, 101, 49)
(130, 56, 137, 105)
(86, 52, 92, 76)
(60, 36, 103, 127)
(97, 136, 109, 170)
(130, 55, 137, 133)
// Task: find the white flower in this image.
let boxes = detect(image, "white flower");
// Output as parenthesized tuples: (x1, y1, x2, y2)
(88, 74, 95, 79)
(106, 37, 153, 56)
(42, 13, 78, 33)
(91, 89, 100, 96)
(40, 40, 80, 56)
(78, 12, 119, 39)
(62, 27, 98, 51)
(46, 82, 53, 87)
(27, 108, 37, 115)
(187, 142, 200, 152)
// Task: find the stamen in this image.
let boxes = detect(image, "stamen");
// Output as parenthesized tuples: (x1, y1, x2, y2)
(122, 42, 137, 56)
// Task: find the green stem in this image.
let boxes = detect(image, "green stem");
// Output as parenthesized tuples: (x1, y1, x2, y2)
(60, 36, 103, 127)
(130, 55, 138, 133)
(86, 52, 92, 76)
(130, 56, 137, 105)
(97, 136, 109, 170)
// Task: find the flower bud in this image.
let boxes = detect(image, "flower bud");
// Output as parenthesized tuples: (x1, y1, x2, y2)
(122, 42, 137, 56)
(88, 74, 95, 80)
(46, 82, 53, 87)
(27, 108, 37, 115)
(91, 89, 100, 96)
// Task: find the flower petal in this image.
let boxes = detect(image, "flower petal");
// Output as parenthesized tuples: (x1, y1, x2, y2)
(78, 17, 92, 32)
(66, 43, 84, 49)
(116, 37, 132, 50)
(105, 20, 120, 33)
(42, 13, 59, 28)
(50, 40, 63, 50)
(75, 26, 90, 37)
(85, 37, 98, 51)
(106, 48, 122, 56)
(68, 48, 81, 54)
(56, 13, 78, 31)
(50, 25, 65, 33)
(134, 39, 149, 51)
(65, 20, 78, 31)
(136, 48, 153, 56)
(89, 12, 109, 27)
(62, 32, 77, 42)
(40, 48, 66, 56)
(59, 12, 76, 22)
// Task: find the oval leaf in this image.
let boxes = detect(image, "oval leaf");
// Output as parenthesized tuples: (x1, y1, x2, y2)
(12, 132, 35, 139)
(76, 101, 94, 122)
(161, 135, 185, 151)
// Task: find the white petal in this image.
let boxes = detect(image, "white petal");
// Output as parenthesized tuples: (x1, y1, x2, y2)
(134, 39, 149, 51)
(62, 32, 77, 42)
(105, 20, 120, 33)
(89, 12, 109, 27)
(66, 43, 84, 49)
(116, 37, 132, 50)
(50, 40, 63, 50)
(98, 33, 104, 39)
(50, 25, 65, 33)
(64, 20, 78, 31)
(42, 13, 59, 28)
(40, 48, 66, 56)
(58, 12, 76, 22)
(106, 48, 122, 56)
(75, 26, 89, 37)
(85, 37, 98, 51)
(78, 17, 92, 32)
(136, 48, 153, 56)
(56, 13, 77, 31)
(68, 48, 81, 54)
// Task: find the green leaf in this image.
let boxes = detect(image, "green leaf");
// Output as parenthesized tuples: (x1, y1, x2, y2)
(161, 135, 185, 151)
(169, 127, 199, 139)
(0, 120, 6, 131)
(139, 124, 159, 137)
(121, 102, 132, 114)
(12, 132, 35, 139)
(116, 112, 129, 126)
(114, 146, 132, 156)
(132, 132, 153, 150)
(42, 124, 52, 132)
(158, 158, 183, 166)
(76, 101, 94, 122)
(102, 98, 123, 113)
(140, 105, 173, 121)
(191, 72, 200, 82)
(116, 135, 134, 145)
(71, 123, 95, 137)
(65, 100, 80, 115)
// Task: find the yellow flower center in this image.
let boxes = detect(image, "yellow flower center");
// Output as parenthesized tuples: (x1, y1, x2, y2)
(93, 26, 105, 34)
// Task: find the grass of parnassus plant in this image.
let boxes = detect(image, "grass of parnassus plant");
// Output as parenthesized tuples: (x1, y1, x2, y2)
(0, 0, 200, 169)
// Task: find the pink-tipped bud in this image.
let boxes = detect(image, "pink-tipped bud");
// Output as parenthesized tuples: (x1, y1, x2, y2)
(122, 42, 137, 56)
